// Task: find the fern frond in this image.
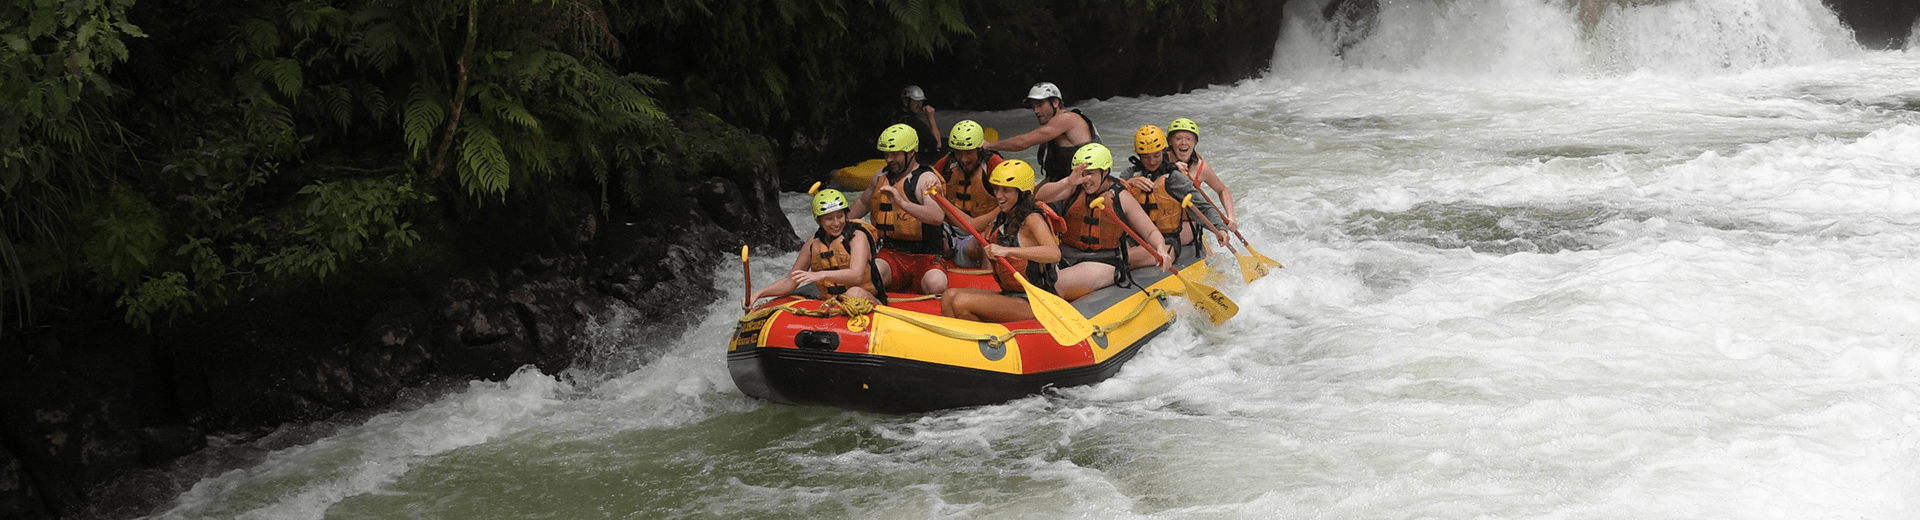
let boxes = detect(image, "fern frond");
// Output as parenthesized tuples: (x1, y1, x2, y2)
(249, 58, 304, 100)
(318, 84, 354, 127)
(288, 0, 349, 38)
(402, 85, 445, 159)
(235, 19, 282, 61)
(348, 21, 401, 70)
(244, 98, 297, 150)
(474, 84, 540, 133)
(457, 122, 510, 199)
(359, 83, 388, 119)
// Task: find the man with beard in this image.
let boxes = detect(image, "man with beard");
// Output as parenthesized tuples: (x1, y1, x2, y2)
(851, 124, 951, 295)
(982, 82, 1100, 184)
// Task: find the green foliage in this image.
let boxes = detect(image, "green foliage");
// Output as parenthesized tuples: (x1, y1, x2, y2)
(616, 0, 972, 126)
(261, 174, 430, 279)
(0, 0, 147, 327)
(2, 0, 982, 331)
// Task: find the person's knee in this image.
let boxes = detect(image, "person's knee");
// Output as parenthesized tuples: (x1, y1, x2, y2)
(922, 270, 949, 293)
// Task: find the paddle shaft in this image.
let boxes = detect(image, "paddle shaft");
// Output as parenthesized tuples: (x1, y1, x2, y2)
(929, 189, 1031, 287)
(1097, 202, 1171, 268)
(1182, 202, 1239, 255)
(741, 245, 753, 310)
(1179, 164, 1262, 247)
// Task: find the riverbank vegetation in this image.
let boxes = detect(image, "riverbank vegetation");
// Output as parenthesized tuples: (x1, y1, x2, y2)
(1, 0, 973, 333)
(3, 0, 1275, 337)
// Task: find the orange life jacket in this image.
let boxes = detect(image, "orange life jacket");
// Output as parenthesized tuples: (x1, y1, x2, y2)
(805, 220, 883, 298)
(935, 152, 1003, 218)
(868, 165, 946, 255)
(982, 212, 1056, 294)
(1055, 180, 1131, 252)
(1127, 174, 1184, 235)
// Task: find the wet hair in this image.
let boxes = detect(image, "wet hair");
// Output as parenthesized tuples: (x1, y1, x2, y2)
(991, 189, 1039, 246)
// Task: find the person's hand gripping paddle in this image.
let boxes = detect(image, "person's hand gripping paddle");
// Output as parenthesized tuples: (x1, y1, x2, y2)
(1090, 197, 1237, 325)
(929, 188, 1097, 346)
(1179, 194, 1261, 283)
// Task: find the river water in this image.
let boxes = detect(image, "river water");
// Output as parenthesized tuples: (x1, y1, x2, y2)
(148, 0, 1920, 518)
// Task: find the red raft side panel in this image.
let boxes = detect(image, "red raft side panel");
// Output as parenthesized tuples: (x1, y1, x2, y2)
(1004, 321, 1096, 374)
(761, 298, 873, 355)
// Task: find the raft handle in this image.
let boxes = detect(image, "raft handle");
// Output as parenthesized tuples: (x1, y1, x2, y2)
(795, 330, 841, 351)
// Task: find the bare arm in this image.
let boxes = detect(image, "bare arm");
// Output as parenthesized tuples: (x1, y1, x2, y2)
(985, 116, 1072, 152)
(1011, 213, 1061, 264)
(795, 233, 873, 287)
(748, 243, 814, 303)
(1118, 194, 1172, 270)
(1194, 161, 1235, 223)
(883, 173, 947, 224)
(849, 176, 876, 219)
(925, 106, 941, 149)
(1036, 163, 1088, 203)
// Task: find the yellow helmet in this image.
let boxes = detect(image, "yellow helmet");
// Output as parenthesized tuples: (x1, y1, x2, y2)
(988, 159, 1037, 193)
(877, 124, 918, 153)
(1134, 125, 1168, 154)
(1168, 118, 1200, 138)
(948, 120, 985, 150)
(1072, 143, 1114, 171)
(811, 188, 850, 217)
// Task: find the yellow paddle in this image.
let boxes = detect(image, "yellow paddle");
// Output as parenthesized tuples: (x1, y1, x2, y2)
(929, 187, 1096, 346)
(1091, 197, 1237, 325)
(740, 245, 754, 312)
(1179, 164, 1283, 276)
(1179, 194, 1261, 283)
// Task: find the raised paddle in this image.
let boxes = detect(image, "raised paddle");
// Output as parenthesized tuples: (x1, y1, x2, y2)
(1177, 163, 1284, 276)
(1180, 194, 1260, 283)
(740, 245, 756, 312)
(1091, 197, 1238, 325)
(928, 187, 1097, 346)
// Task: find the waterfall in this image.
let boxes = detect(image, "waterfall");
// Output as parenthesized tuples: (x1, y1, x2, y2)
(1273, 0, 1862, 77)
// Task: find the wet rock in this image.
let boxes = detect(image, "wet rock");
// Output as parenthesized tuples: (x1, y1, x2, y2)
(0, 442, 51, 520)
(435, 276, 537, 379)
(349, 297, 434, 407)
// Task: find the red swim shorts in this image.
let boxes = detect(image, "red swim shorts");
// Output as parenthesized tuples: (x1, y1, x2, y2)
(875, 248, 946, 293)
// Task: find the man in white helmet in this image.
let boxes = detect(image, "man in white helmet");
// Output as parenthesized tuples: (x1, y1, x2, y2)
(983, 82, 1099, 184)
(897, 85, 942, 161)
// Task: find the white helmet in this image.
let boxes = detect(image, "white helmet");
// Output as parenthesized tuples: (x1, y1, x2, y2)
(901, 85, 926, 101)
(1025, 82, 1062, 103)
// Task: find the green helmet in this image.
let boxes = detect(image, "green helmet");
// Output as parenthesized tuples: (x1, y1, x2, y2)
(1169, 118, 1200, 138)
(812, 188, 850, 217)
(1073, 143, 1114, 171)
(877, 124, 919, 153)
(948, 120, 985, 151)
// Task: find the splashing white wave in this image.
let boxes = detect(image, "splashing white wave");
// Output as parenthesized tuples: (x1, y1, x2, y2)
(1274, 0, 1860, 77)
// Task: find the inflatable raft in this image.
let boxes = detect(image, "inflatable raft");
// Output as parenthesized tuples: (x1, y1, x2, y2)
(729, 257, 1213, 414)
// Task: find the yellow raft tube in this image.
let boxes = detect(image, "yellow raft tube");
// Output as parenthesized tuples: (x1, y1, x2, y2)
(730, 258, 1213, 414)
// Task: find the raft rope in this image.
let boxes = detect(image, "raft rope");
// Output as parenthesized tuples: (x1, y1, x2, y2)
(740, 289, 1175, 348)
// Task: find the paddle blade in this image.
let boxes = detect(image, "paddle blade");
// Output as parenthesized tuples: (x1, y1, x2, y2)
(984, 127, 1001, 142)
(1236, 253, 1262, 283)
(1176, 273, 1238, 325)
(1247, 246, 1284, 273)
(1016, 273, 1096, 345)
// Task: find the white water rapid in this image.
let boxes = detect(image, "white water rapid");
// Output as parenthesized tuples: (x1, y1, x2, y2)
(146, 0, 1920, 518)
